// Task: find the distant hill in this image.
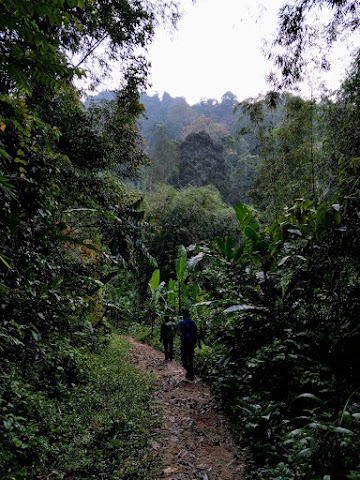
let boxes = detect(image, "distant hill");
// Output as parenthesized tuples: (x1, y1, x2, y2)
(82, 89, 287, 206)
(84, 89, 243, 147)
(83, 90, 116, 107)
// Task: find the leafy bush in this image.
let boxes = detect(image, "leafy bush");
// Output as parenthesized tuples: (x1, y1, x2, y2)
(191, 190, 360, 480)
(1, 335, 156, 479)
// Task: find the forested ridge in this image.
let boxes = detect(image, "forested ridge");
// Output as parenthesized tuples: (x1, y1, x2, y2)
(1, 1, 359, 479)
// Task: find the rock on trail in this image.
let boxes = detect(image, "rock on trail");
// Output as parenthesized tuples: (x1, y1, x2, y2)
(126, 336, 245, 480)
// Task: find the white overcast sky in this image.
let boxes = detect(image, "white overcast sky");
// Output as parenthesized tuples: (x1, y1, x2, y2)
(96, 0, 357, 105)
(145, 0, 285, 104)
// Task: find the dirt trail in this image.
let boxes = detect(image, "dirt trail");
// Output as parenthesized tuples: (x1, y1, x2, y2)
(126, 337, 245, 480)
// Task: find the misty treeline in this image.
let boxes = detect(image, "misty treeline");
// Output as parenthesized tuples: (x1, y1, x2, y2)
(1, 1, 359, 480)
(138, 88, 343, 209)
(92, 83, 351, 211)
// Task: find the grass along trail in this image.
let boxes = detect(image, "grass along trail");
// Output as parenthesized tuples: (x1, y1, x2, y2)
(126, 336, 245, 480)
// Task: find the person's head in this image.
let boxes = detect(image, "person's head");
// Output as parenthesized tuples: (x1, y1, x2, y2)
(182, 308, 190, 319)
(164, 314, 170, 322)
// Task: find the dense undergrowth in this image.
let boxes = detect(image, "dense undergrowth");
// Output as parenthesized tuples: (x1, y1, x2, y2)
(193, 193, 360, 480)
(1, 334, 156, 480)
(131, 169, 360, 480)
(1, 3, 359, 480)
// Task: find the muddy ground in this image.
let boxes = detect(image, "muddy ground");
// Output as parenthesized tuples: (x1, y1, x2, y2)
(126, 337, 245, 480)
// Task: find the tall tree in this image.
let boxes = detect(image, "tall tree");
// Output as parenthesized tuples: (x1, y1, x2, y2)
(0, 1, 179, 476)
(0, 0, 180, 95)
(320, 51, 360, 172)
(271, 0, 359, 88)
(144, 125, 179, 190)
(181, 116, 228, 142)
(145, 184, 240, 280)
(176, 131, 227, 197)
(165, 99, 197, 139)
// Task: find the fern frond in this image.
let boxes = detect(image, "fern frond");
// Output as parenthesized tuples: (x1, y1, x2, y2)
(4, 63, 32, 96)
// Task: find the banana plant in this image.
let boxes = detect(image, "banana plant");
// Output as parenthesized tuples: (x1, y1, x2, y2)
(171, 244, 204, 314)
(148, 268, 164, 331)
(175, 245, 188, 313)
(234, 203, 279, 317)
(166, 278, 178, 314)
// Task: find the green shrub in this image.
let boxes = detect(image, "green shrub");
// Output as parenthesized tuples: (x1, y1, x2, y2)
(1, 335, 157, 480)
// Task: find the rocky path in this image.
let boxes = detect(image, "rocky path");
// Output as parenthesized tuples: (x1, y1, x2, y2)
(126, 337, 245, 480)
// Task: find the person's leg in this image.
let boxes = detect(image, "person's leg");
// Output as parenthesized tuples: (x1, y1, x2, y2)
(169, 337, 174, 360)
(181, 343, 189, 373)
(164, 340, 170, 360)
(187, 346, 195, 378)
(180, 343, 186, 367)
(182, 343, 195, 378)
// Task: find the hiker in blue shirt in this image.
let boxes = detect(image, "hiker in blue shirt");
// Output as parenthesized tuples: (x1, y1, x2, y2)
(177, 308, 198, 380)
(160, 315, 176, 361)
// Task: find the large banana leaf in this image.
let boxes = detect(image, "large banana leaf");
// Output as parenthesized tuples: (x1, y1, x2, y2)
(176, 245, 187, 281)
(149, 268, 160, 293)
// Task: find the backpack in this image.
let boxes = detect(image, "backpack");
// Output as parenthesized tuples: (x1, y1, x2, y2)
(164, 321, 176, 338)
(180, 317, 197, 345)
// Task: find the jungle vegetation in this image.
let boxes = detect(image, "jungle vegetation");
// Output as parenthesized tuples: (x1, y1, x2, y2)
(1, 0, 359, 479)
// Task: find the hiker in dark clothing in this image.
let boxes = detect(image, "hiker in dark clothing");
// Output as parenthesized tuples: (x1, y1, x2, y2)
(160, 315, 176, 361)
(177, 308, 198, 379)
